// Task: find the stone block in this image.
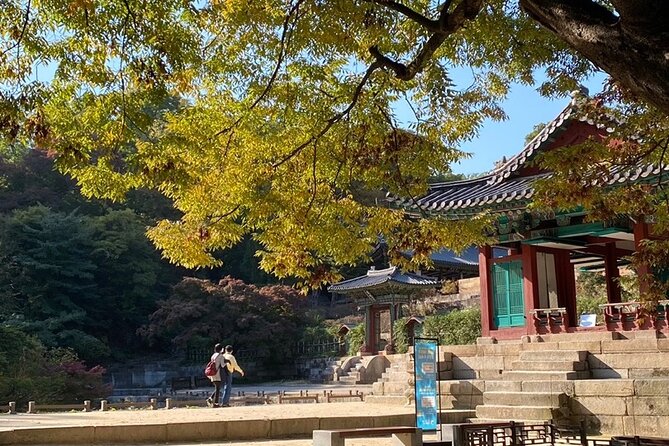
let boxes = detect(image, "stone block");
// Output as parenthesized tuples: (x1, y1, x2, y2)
(374, 414, 414, 427)
(591, 369, 629, 379)
(476, 337, 495, 345)
(632, 330, 659, 339)
(657, 338, 669, 352)
(438, 360, 453, 373)
(580, 415, 625, 436)
(511, 360, 586, 371)
(589, 353, 669, 370)
(483, 391, 566, 407)
(166, 421, 226, 442)
(558, 341, 602, 354)
(602, 339, 659, 353)
(320, 415, 375, 430)
(440, 394, 482, 409)
(634, 379, 669, 396)
(364, 395, 407, 405)
(443, 345, 478, 356)
(439, 409, 476, 424)
(476, 404, 558, 421)
(479, 370, 503, 380)
(629, 368, 669, 378)
(521, 380, 574, 395)
(453, 355, 504, 371)
(10, 427, 94, 445)
(486, 380, 521, 392)
(519, 350, 586, 362)
(570, 396, 628, 416)
(452, 370, 477, 379)
(623, 415, 669, 436)
(574, 379, 634, 397)
(270, 417, 319, 438)
(478, 343, 521, 356)
(372, 381, 384, 394)
(313, 430, 344, 446)
(95, 424, 167, 444)
(521, 342, 560, 351)
(440, 379, 484, 395)
(226, 419, 270, 440)
(627, 397, 669, 416)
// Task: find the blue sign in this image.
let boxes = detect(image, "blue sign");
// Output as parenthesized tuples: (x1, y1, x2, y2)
(414, 338, 439, 431)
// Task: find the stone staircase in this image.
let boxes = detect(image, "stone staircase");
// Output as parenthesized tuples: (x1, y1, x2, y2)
(366, 355, 411, 405)
(336, 356, 364, 384)
(474, 349, 590, 422)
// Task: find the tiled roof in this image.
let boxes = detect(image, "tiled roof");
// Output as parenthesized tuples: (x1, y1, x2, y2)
(430, 246, 479, 267)
(388, 93, 669, 217)
(328, 266, 440, 293)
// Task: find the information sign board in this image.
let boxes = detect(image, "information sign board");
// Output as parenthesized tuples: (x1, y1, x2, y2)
(413, 338, 439, 431)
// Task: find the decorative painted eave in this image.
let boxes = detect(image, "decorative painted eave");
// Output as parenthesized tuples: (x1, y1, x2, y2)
(414, 246, 479, 269)
(328, 266, 440, 293)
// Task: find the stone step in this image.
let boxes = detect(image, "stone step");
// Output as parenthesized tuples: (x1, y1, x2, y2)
(536, 332, 620, 342)
(511, 360, 587, 371)
(440, 409, 477, 424)
(338, 375, 359, 384)
(440, 394, 483, 410)
(381, 370, 408, 381)
(519, 350, 588, 362)
(382, 382, 409, 394)
(475, 404, 561, 421)
(484, 380, 522, 392)
(521, 380, 575, 395)
(483, 391, 567, 407)
(502, 370, 589, 381)
(364, 395, 407, 405)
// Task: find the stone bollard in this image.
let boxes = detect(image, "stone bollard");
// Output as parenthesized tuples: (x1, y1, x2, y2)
(27, 401, 35, 414)
(84, 400, 91, 412)
(165, 398, 172, 410)
(8, 402, 16, 414)
(150, 398, 157, 410)
(100, 400, 108, 411)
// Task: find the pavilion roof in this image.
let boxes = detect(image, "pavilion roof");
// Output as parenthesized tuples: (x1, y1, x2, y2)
(328, 266, 440, 293)
(388, 93, 669, 218)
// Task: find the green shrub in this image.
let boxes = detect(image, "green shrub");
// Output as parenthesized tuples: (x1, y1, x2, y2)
(346, 324, 365, 356)
(422, 307, 481, 345)
(392, 317, 409, 354)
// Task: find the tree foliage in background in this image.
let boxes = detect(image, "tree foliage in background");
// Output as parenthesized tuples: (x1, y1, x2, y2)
(346, 324, 366, 356)
(422, 307, 481, 345)
(140, 277, 306, 370)
(0, 326, 110, 405)
(392, 317, 410, 354)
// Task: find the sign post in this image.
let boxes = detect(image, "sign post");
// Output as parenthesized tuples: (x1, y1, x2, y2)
(413, 337, 440, 437)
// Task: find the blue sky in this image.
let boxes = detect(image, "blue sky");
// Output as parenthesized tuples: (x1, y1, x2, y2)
(447, 73, 607, 176)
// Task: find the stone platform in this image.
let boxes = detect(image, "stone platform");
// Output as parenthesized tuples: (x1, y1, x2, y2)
(0, 402, 414, 445)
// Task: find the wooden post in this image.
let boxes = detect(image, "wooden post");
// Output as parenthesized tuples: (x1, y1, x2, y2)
(84, 400, 91, 412)
(478, 246, 493, 336)
(100, 400, 108, 411)
(605, 242, 622, 304)
(634, 219, 651, 295)
(522, 245, 540, 335)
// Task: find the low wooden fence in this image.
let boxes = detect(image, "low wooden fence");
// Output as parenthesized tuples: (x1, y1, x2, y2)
(456, 421, 611, 446)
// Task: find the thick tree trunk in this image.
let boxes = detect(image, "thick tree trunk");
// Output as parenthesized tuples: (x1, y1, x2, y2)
(520, 0, 669, 114)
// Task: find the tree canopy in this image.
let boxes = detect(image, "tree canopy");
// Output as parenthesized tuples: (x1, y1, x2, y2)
(0, 1, 667, 287)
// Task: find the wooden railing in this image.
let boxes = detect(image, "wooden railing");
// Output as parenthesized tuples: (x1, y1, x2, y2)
(530, 307, 568, 331)
(599, 300, 669, 328)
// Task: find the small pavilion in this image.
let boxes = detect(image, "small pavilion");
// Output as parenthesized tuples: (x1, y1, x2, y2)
(328, 266, 439, 355)
(390, 93, 669, 341)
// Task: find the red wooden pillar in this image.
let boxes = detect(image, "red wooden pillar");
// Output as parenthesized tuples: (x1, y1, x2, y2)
(478, 246, 493, 337)
(522, 245, 539, 335)
(362, 305, 374, 355)
(604, 242, 622, 304)
(556, 250, 577, 328)
(634, 220, 651, 295)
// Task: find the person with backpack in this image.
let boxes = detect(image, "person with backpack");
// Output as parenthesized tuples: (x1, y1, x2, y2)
(220, 345, 244, 407)
(205, 343, 230, 407)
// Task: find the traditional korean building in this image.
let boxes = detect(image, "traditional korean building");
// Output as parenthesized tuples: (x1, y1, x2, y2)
(389, 93, 669, 341)
(328, 266, 439, 355)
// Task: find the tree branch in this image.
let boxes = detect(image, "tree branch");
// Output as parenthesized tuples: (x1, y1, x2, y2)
(2, 0, 32, 58)
(368, 0, 483, 81)
(272, 62, 380, 168)
(366, 0, 439, 32)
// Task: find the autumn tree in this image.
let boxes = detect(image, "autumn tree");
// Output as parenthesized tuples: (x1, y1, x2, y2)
(0, 1, 667, 287)
(140, 277, 306, 368)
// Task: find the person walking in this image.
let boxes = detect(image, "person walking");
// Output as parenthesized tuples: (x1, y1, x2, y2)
(206, 343, 228, 407)
(220, 345, 244, 407)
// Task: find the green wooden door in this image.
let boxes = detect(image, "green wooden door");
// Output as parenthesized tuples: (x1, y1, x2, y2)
(492, 261, 525, 328)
